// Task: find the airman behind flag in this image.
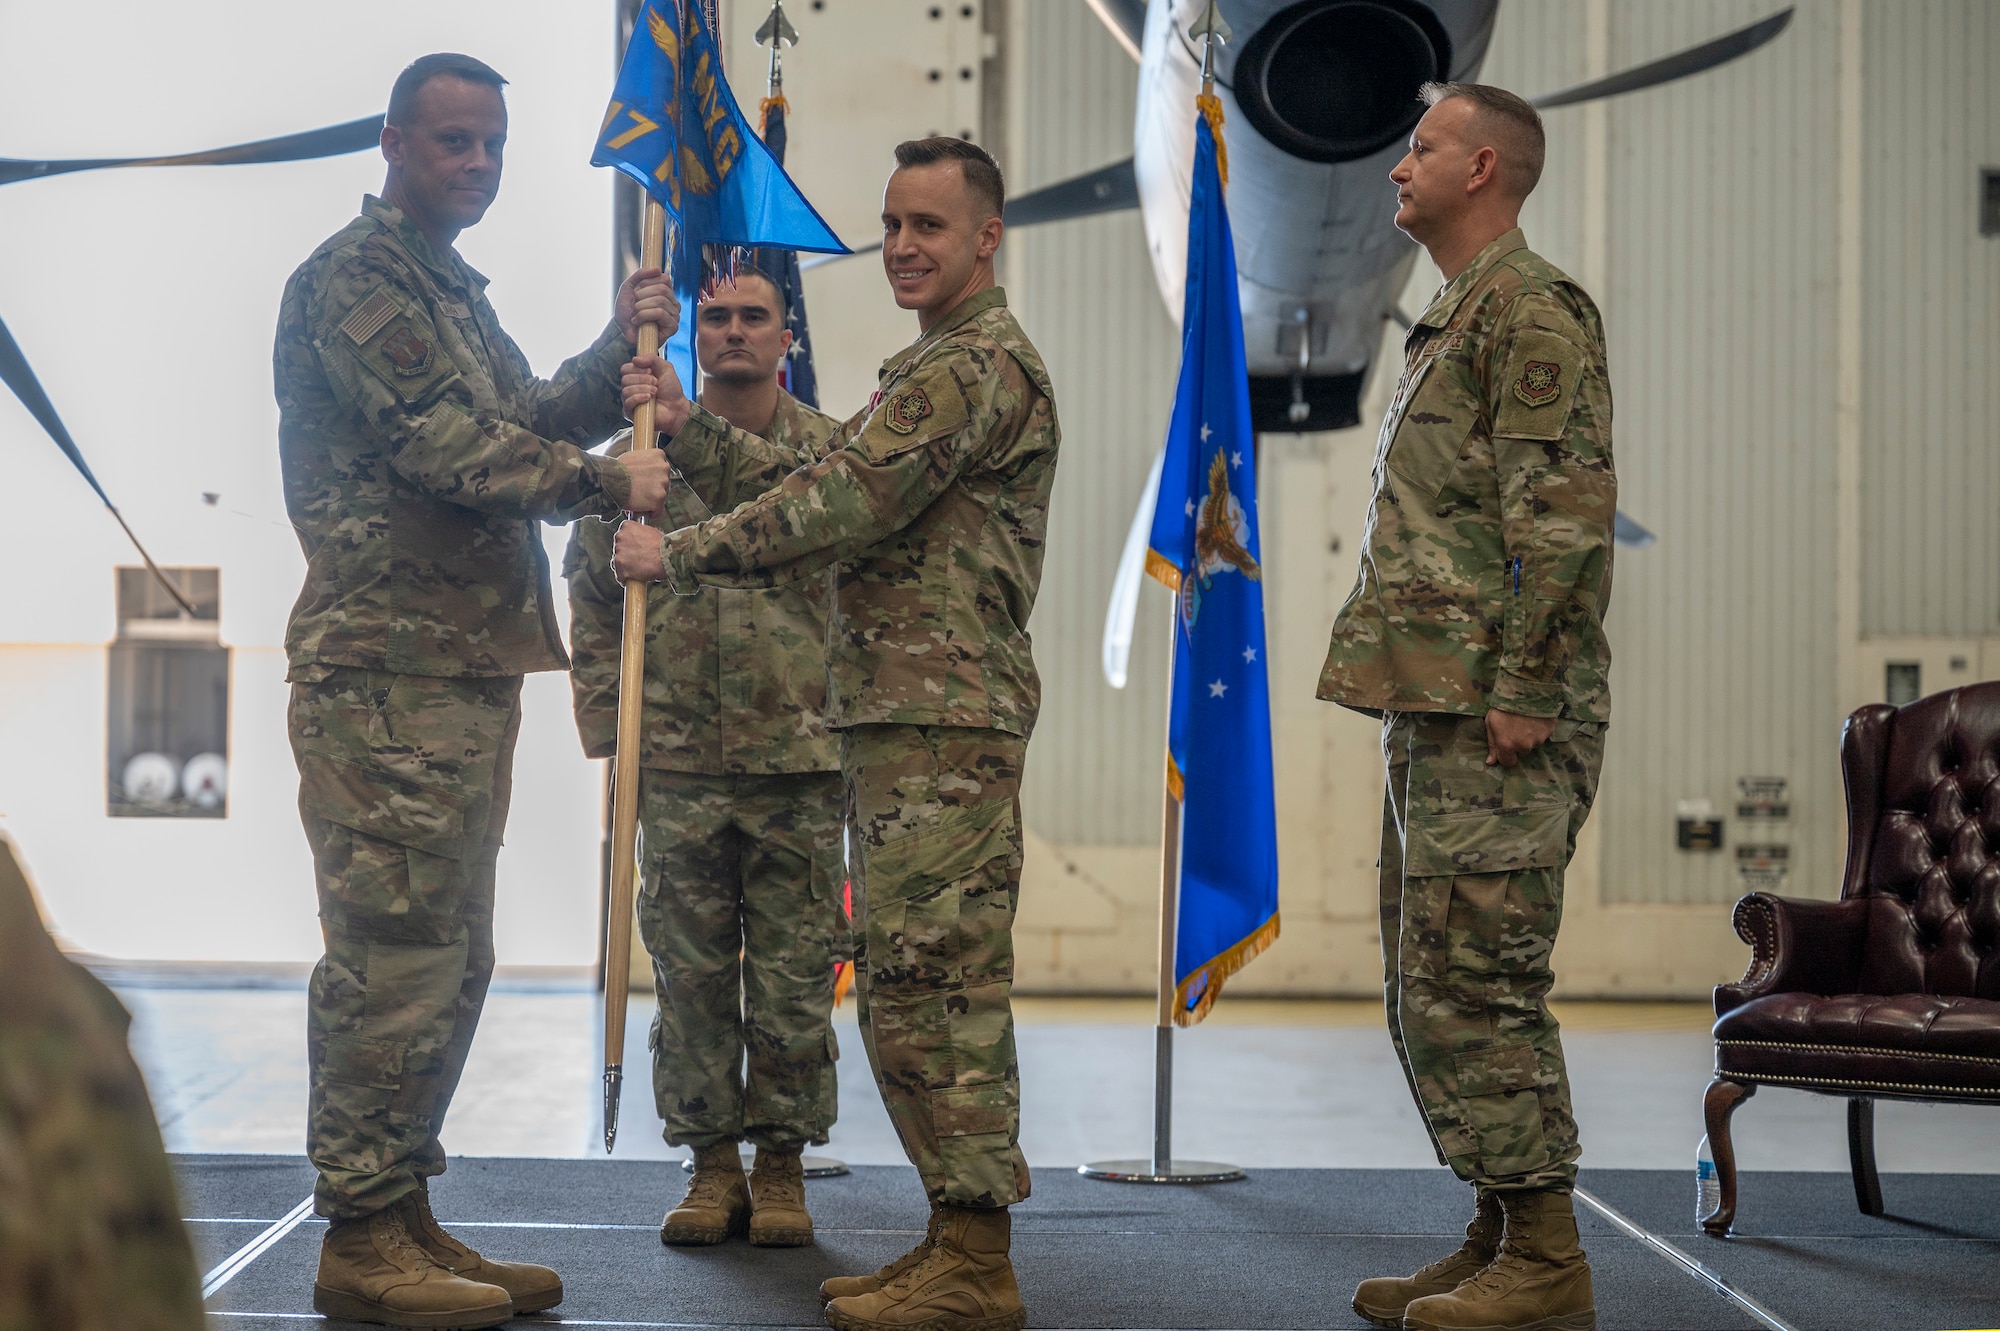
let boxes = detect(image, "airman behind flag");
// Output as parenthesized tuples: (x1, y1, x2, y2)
(592, 0, 845, 379)
(1143, 103, 1279, 1027)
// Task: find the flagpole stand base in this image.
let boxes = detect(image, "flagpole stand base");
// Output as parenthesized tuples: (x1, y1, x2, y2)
(683, 1151, 849, 1179)
(1078, 1159, 1245, 1184)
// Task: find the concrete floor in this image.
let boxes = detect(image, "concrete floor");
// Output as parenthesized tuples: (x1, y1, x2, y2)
(116, 981, 2000, 1179)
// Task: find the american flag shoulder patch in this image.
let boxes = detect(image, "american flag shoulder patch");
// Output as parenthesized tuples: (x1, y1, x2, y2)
(338, 290, 400, 345)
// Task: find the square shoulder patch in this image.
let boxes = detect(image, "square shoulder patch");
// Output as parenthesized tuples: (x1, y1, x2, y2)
(337, 289, 456, 406)
(857, 369, 967, 461)
(1492, 329, 1584, 441)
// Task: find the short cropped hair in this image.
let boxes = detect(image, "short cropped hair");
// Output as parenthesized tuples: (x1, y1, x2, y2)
(1419, 81, 1545, 199)
(893, 137, 1006, 221)
(387, 53, 508, 129)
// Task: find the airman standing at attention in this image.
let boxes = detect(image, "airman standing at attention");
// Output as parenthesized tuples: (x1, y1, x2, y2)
(611, 137, 1057, 1331)
(1319, 83, 1615, 1331)
(274, 52, 675, 1329)
(564, 265, 847, 1250)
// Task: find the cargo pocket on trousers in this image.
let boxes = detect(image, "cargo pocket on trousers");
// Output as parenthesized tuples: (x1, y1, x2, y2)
(1454, 1042, 1550, 1177)
(297, 749, 471, 944)
(863, 800, 1016, 995)
(314, 1033, 415, 1154)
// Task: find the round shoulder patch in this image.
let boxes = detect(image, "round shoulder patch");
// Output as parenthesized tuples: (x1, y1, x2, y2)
(884, 385, 934, 435)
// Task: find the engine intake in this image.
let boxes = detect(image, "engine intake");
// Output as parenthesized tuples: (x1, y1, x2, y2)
(1234, 0, 1453, 164)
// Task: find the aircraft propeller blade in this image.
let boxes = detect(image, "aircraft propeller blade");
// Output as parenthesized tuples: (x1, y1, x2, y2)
(0, 115, 384, 187)
(0, 312, 197, 612)
(1530, 8, 1793, 110)
(1005, 157, 1140, 227)
(1083, 0, 1146, 63)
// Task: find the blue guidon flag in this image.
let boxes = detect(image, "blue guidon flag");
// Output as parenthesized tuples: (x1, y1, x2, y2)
(1143, 102, 1279, 1027)
(592, 0, 846, 382)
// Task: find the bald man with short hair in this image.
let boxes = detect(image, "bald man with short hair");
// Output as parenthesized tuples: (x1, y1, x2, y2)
(1321, 82, 1615, 1331)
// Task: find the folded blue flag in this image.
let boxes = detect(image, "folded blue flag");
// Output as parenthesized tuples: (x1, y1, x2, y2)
(1144, 108, 1279, 1026)
(592, 0, 846, 380)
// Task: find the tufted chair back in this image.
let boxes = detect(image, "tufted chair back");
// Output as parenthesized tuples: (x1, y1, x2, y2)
(1840, 681, 2000, 1000)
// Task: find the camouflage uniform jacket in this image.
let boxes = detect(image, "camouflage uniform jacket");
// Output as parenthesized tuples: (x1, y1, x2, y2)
(658, 287, 1060, 738)
(1318, 228, 1615, 722)
(276, 195, 635, 680)
(564, 389, 843, 775)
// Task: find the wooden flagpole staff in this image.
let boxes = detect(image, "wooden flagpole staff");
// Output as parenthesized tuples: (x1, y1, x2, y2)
(603, 197, 669, 1153)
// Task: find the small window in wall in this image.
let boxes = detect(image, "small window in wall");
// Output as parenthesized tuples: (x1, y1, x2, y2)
(1884, 661, 1923, 707)
(1982, 168, 2000, 237)
(107, 568, 229, 818)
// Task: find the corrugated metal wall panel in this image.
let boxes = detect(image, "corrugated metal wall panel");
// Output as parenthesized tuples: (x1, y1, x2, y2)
(1009, 4, 1182, 846)
(1489, 2, 1847, 906)
(1608, 0, 1841, 905)
(1859, 1, 2000, 637)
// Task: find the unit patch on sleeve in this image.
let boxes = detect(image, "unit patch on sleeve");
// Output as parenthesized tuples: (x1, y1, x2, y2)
(1513, 360, 1562, 408)
(884, 385, 934, 435)
(380, 325, 434, 377)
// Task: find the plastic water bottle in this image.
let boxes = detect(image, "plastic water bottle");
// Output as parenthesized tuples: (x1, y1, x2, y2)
(1695, 1135, 1719, 1225)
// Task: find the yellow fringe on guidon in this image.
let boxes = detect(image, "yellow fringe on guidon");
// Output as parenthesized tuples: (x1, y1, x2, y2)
(758, 94, 791, 136)
(1173, 912, 1279, 1027)
(1196, 92, 1229, 190)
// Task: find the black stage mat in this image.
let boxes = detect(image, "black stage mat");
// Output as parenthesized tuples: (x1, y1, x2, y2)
(176, 1156, 2000, 1331)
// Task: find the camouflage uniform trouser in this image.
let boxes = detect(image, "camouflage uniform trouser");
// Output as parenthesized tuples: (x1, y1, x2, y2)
(637, 767, 848, 1152)
(289, 667, 521, 1220)
(1379, 710, 1605, 1192)
(843, 723, 1030, 1209)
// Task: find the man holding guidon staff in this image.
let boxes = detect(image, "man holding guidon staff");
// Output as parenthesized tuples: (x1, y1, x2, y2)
(613, 135, 1059, 1331)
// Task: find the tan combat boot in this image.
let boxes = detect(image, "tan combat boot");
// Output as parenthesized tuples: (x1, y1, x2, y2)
(312, 1203, 513, 1329)
(823, 1205, 1025, 1331)
(661, 1140, 751, 1245)
(402, 1186, 564, 1313)
(1403, 1189, 1596, 1331)
(818, 1207, 941, 1306)
(748, 1146, 814, 1247)
(1352, 1186, 1502, 1328)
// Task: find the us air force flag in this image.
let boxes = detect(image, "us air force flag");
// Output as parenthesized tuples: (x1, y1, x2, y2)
(1143, 110, 1279, 1027)
(592, 0, 846, 381)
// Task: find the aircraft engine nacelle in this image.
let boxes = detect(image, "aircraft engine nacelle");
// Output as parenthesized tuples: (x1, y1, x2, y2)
(1133, 0, 1499, 432)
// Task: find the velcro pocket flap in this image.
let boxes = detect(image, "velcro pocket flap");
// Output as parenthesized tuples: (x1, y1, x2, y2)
(1405, 802, 1568, 878)
(866, 799, 1016, 907)
(1454, 1041, 1539, 1097)
(321, 1033, 405, 1090)
(1386, 378, 1476, 503)
(297, 749, 468, 859)
(1493, 328, 1584, 441)
(931, 1082, 1014, 1138)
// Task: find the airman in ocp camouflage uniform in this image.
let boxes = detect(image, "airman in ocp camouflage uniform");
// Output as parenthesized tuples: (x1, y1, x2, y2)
(275, 54, 674, 1330)
(0, 835, 204, 1331)
(613, 138, 1054, 1331)
(566, 276, 849, 1248)
(1321, 86, 1613, 1331)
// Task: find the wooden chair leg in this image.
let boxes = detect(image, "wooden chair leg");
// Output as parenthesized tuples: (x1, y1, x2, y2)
(1847, 1097, 1884, 1216)
(1701, 1077, 1756, 1236)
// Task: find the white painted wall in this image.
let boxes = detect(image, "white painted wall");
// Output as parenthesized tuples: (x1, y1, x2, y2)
(0, 1, 622, 964)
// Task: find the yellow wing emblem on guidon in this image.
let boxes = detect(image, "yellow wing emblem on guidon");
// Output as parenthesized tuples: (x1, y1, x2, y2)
(647, 6, 681, 65)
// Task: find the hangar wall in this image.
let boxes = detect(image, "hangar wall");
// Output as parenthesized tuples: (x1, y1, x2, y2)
(1000, 0, 2000, 996)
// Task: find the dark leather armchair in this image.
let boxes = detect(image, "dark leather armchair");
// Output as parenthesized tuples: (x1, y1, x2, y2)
(1701, 681, 2000, 1236)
